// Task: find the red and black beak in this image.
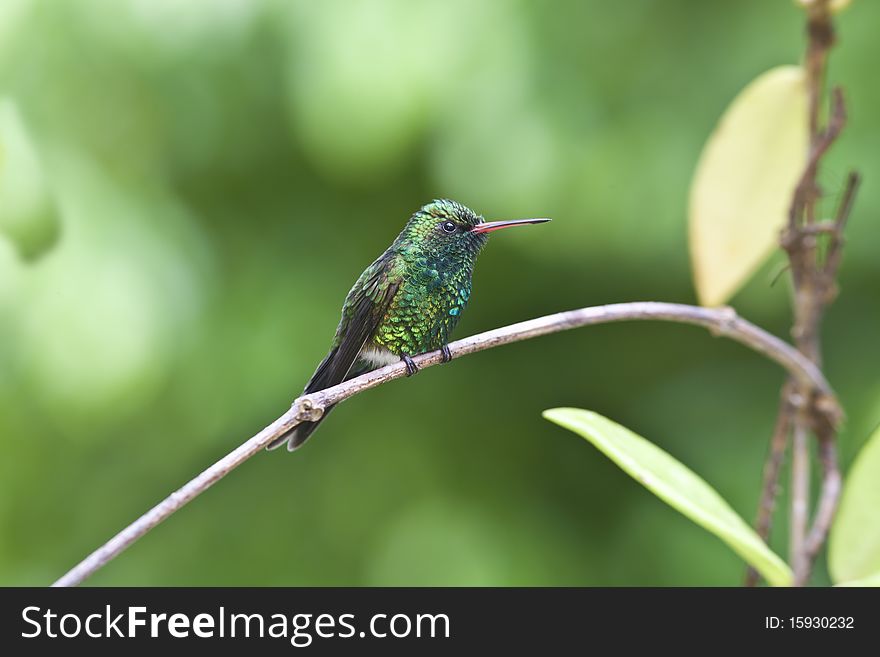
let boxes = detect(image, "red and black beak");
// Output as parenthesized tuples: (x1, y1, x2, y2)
(470, 217, 551, 234)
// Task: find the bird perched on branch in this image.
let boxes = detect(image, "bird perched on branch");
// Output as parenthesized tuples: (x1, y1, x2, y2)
(268, 199, 550, 451)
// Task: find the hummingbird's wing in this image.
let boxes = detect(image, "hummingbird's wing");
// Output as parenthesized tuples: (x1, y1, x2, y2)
(267, 255, 402, 451)
(305, 275, 400, 393)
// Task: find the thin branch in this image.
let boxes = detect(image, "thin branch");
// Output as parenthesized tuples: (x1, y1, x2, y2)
(803, 427, 842, 569)
(781, 87, 847, 346)
(784, 86, 846, 236)
(744, 384, 793, 587)
(804, 0, 835, 224)
(757, 0, 855, 587)
(822, 171, 861, 288)
(805, 1, 833, 129)
(52, 301, 839, 587)
(790, 422, 811, 581)
(793, 173, 858, 580)
(798, 220, 843, 235)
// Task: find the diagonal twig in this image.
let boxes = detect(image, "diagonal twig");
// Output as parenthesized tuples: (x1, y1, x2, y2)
(52, 301, 839, 587)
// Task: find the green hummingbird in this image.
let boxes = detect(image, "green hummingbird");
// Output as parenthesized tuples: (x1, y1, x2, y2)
(268, 199, 550, 451)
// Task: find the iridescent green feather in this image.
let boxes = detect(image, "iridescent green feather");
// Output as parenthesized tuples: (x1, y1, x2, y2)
(268, 199, 490, 450)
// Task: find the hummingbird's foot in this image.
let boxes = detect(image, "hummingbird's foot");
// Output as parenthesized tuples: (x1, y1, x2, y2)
(402, 354, 420, 377)
(441, 344, 452, 363)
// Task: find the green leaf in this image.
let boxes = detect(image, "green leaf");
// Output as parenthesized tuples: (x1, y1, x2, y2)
(829, 424, 880, 584)
(544, 408, 792, 586)
(0, 98, 60, 260)
(689, 66, 807, 307)
(835, 571, 880, 587)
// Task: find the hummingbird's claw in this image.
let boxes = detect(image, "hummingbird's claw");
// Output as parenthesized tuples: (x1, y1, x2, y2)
(402, 354, 420, 377)
(441, 344, 452, 363)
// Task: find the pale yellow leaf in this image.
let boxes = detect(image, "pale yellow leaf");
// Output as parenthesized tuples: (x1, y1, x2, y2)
(689, 66, 807, 307)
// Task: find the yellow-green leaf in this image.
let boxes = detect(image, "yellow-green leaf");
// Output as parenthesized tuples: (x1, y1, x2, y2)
(835, 571, 880, 587)
(0, 99, 60, 260)
(689, 66, 807, 307)
(544, 408, 792, 586)
(829, 424, 880, 584)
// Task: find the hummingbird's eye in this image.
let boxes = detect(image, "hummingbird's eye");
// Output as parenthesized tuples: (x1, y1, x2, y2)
(441, 220, 457, 234)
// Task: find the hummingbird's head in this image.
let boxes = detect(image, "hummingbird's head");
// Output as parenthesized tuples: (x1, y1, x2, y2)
(400, 199, 550, 262)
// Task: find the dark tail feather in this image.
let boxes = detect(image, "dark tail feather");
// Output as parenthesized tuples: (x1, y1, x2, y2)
(266, 403, 337, 452)
(266, 355, 372, 452)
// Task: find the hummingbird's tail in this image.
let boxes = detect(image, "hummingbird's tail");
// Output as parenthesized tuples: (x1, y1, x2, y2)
(266, 405, 337, 452)
(266, 354, 372, 452)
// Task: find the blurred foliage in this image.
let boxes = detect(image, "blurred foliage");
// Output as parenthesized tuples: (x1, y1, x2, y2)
(0, 0, 877, 586)
(0, 99, 60, 260)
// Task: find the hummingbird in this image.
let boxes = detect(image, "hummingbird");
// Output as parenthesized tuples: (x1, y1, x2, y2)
(268, 199, 550, 451)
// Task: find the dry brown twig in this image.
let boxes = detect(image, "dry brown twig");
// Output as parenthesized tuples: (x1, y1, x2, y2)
(52, 301, 838, 587)
(746, 0, 860, 587)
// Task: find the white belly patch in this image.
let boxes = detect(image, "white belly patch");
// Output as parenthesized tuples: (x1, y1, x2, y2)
(360, 345, 400, 368)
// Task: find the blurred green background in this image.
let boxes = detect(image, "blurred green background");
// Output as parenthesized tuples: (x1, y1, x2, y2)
(1, 0, 877, 586)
